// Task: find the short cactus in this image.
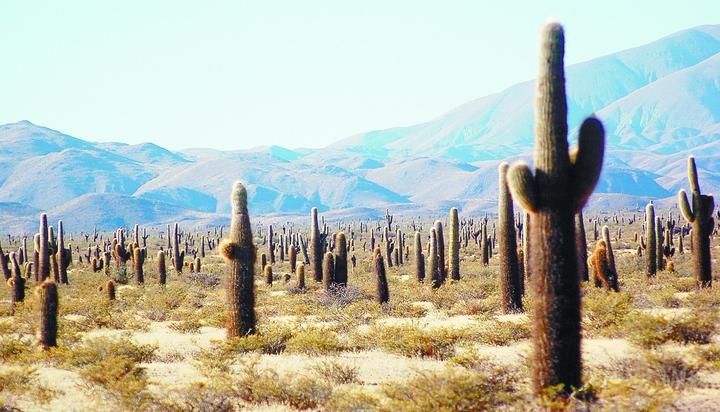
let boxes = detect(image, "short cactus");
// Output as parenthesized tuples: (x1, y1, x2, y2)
(264, 264, 274, 286)
(678, 156, 715, 288)
(322, 252, 335, 290)
(157, 251, 166, 285)
(221, 181, 257, 338)
(133, 246, 145, 284)
(9, 252, 25, 304)
(36, 279, 58, 349)
(334, 232, 348, 286)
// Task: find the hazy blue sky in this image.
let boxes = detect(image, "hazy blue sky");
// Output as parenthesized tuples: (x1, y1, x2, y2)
(1, 1, 717, 150)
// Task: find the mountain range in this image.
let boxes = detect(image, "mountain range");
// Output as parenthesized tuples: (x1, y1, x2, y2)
(2, 24, 720, 232)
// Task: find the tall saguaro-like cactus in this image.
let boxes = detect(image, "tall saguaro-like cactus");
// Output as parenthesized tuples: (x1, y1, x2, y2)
(642, 203, 657, 277)
(448, 208, 460, 281)
(506, 23, 605, 397)
(310, 208, 322, 282)
(221, 181, 257, 337)
(678, 156, 715, 288)
(498, 162, 523, 313)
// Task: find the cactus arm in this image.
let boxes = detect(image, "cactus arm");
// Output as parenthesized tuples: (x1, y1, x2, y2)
(507, 162, 539, 213)
(688, 156, 700, 193)
(678, 189, 695, 223)
(569, 117, 605, 210)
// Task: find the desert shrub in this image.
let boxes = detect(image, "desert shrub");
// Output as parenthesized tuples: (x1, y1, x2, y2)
(222, 324, 294, 355)
(184, 272, 222, 288)
(448, 348, 495, 371)
(474, 320, 531, 346)
(318, 284, 370, 307)
(646, 285, 681, 308)
(286, 327, 344, 355)
(692, 344, 720, 371)
(59, 336, 156, 368)
(593, 377, 676, 411)
(324, 388, 380, 412)
(625, 311, 717, 348)
(311, 359, 360, 384)
(382, 365, 520, 411)
(0, 335, 31, 362)
(366, 324, 462, 360)
(234, 358, 333, 410)
(169, 318, 202, 333)
(0, 366, 58, 406)
(583, 290, 632, 337)
(595, 350, 702, 390)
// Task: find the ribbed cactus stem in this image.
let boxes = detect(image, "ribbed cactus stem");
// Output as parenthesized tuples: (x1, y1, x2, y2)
(322, 252, 335, 290)
(334, 232, 348, 286)
(374, 248, 389, 304)
(428, 228, 439, 288)
(498, 162, 523, 313)
(414, 231, 425, 282)
(601, 225, 616, 273)
(157, 251, 166, 285)
(38, 214, 50, 282)
(57, 220, 68, 285)
(264, 264, 273, 286)
(645, 203, 657, 277)
(678, 156, 714, 288)
(133, 247, 145, 284)
(575, 211, 588, 281)
(222, 181, 257, 337)
(36, 280, 58, 349)
(296, 264, 306, 289)
(310, 208, 322, 282)
(434, 220, 446, 283)
(448, 208, 460, 280)
(9, 252, 24, 304)
(506, 23, 605, 398)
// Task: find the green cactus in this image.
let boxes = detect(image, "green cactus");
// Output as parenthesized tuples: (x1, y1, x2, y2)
(264, 264, 274, 286)
(322, 252, 335, 290)
(36, 279, 58, 349)
(105, 279, 116, 301)
(601, 225, 619, 290)
(0, 242, 10, 281)
(575, 211, 588, 282)
(641, 203, 657, 277)
(133, 246, 145, 284)
(498, 162, 523, 313)
(310, 208, 323, 282)
(38, 214, 50, 282)
(221, 181, 257, 337)
(414, 231, 425, 282)
(374, 248, 389, 304)
(172, 223, 184, 273)
(9, 252, 25, 304)
(195, 257, 201, 273)
(428, 228, 439, 288)
(268, 224, 275, 264)
(434, 220, 446, 284)
(678, 156, 715, 288)
(655, 217, 665, 271)
(506, 23, 605, 397)
(157, 251, 166, 285)
(297, 264, 306, 290)
(57, 221, 69, 285)
(334, 232, 348, 286)
(449, 208, 460, 280)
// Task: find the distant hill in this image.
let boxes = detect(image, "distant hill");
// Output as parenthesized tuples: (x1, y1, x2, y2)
(1, 24, 720, 231)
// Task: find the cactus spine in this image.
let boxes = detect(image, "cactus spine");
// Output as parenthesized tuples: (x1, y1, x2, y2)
(678, 156, 715, 288)
(498, 162, 523, 313)
(448, 208, 460, 280)
(222, 181, 257, 337)
(506, 23, 605, 397)
(36, 280, 58, 349)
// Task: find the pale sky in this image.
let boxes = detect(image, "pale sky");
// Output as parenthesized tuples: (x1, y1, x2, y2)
(1, 1, 717, 150)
